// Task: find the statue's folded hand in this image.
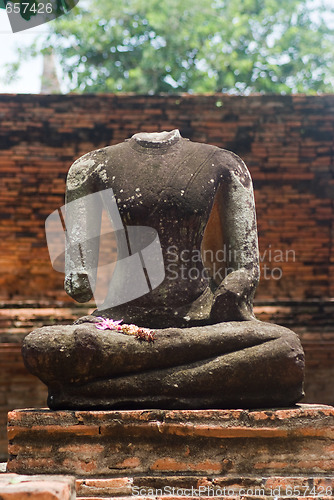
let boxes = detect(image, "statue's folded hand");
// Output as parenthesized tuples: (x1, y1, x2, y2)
(210, 268, 257, 322)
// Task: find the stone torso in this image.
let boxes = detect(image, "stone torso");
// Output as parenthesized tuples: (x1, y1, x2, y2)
(99, 132, 224, 302)
(66, 130, 258, 327)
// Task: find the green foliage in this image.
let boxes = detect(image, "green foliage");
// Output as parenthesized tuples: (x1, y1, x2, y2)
(10, 0, 334, 93)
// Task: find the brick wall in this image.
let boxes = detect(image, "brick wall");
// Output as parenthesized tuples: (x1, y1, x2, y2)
(0, 94, 333, 302)
(0, 343, 47, 460)
(0, 94, 333, 460)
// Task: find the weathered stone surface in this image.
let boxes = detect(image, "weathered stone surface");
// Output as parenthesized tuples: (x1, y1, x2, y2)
(22, 320, 304, 410)
(0, 473, 76, 500)
(7, 405, 334, 478)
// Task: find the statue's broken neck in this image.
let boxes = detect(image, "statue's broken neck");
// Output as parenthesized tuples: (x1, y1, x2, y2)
(128, 129, 183, 152)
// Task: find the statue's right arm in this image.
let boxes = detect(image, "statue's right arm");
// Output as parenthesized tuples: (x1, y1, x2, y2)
(210, 151, 260, 322)
(64, 152, 103, 303)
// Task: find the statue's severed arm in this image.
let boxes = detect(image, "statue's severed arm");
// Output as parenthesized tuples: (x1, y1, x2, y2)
(64, 153, 102, 303)
(210, 153, 260, 322)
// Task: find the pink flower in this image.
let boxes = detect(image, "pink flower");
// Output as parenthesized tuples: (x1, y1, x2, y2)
(95, 318, 123, 331)
(95, 317, 157, 343)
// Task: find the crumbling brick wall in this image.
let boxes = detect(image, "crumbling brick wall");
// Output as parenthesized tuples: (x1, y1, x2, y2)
(0, 94, 333, 302)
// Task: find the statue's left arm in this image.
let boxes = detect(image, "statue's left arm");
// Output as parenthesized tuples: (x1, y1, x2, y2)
(64, 152, 103, 303)
(210, 152, 260, 322)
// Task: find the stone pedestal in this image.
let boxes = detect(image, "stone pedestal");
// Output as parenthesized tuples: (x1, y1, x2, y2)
(7, 405, 334, 499)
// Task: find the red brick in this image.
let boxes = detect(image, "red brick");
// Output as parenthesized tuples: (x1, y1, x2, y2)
(6, 405, 334, 477)
(0, 474, 75, 499)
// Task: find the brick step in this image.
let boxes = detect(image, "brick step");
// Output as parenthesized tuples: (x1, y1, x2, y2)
(75, 476, 334, 499)
(76, 496, 333, 500)
(8, 406, 334, 478)
(0, 473, 75, 499)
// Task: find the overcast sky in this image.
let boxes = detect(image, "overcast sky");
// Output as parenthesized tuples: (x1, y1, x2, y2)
(0, 9, 45, 93)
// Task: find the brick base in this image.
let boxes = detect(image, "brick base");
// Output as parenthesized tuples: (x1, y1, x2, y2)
(1, 473, 333, 499)
(7, 405, 334, 479)
(75, 475, 334, 499)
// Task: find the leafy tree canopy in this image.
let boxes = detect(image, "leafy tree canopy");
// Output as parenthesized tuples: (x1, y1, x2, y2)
(11, 0, 334, 93)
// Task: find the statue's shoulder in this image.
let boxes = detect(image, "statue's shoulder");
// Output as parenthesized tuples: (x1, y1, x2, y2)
(69, 142, 124, 169)
(187, 139, 252, 188)
(68, 147, 106, 173)
(66, 143, 126, 189)
(211, 147, 252, 188)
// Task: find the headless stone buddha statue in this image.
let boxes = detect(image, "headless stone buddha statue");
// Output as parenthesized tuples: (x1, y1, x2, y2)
(22, 130, 305, 409)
